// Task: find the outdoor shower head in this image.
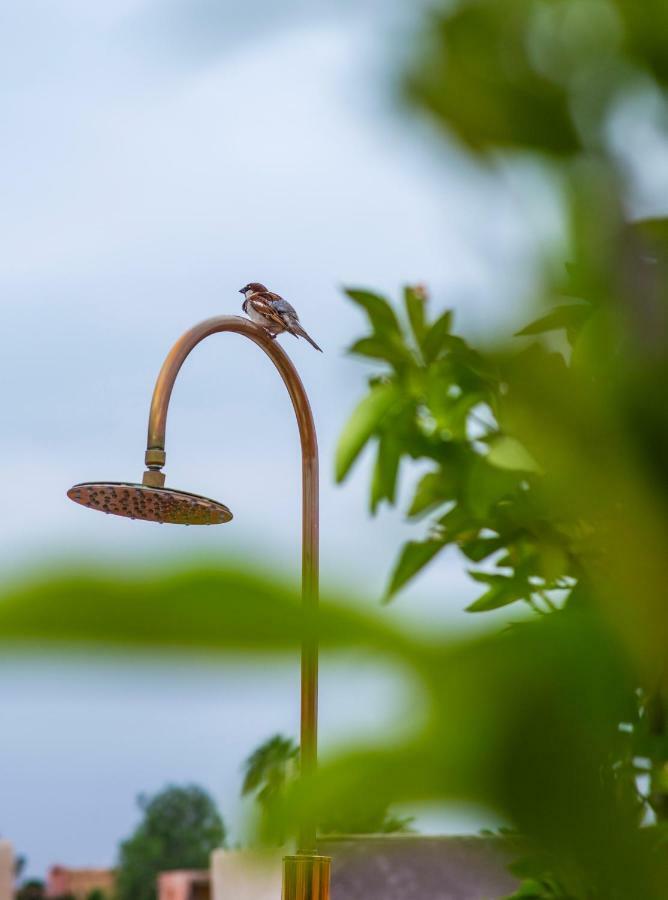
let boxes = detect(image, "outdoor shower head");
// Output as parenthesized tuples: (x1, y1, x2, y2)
(67, 482, 233, 525)
(66, 316, 326, 893)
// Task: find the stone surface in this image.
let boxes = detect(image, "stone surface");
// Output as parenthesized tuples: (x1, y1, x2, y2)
(323, 836, 518, 900)
(212, 836, 517, 900)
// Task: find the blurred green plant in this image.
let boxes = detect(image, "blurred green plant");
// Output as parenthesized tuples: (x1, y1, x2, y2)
(15, 882, 45, 900)
(0, 563, 663, 895)
(243, 735, 299, 809)
(334, 257, 668, 895)
(116, 784, 226, 900)
(405, 0, 668, 158)
(330, 0, 668, 894)
(242, 734, 413, 835)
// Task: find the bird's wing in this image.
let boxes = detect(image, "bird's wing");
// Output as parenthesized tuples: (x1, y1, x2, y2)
(271, 298, 300, 321)
(249, 295, 287, 330)
(254, 292, 322, 351)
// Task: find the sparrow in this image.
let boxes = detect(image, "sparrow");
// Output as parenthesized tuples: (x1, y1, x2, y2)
(239, 283, 322, 352)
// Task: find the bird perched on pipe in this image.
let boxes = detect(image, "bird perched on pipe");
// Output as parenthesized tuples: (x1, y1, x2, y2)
(240, 283, 322, 352)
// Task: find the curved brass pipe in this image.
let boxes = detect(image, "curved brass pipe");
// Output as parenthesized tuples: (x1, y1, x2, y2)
(143, 316, 321, 867)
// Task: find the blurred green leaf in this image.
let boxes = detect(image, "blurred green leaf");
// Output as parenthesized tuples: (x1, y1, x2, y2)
(344, 288, 402, 337)
(632, 217, 668, 250)
(407, 470, 456, 518)
(347, 337, 412, 368)
(466, 571, 530, 612)
(335, 383, 400, 483)
(370, 432, 402, 513)
(423, 310, 454, 363)
(267, 610, 652, 896)
(459, 534, 505, 563)
(486, 435, 541, 473)
(385, 539, 445, 601)
(616, 0, 668, 84)
(0, 566, 410, 659)
(515, 304, 592, 338)
(404, 285, 427, 347)
(466, 455, 523, 518)
(406, 0, 581, 156)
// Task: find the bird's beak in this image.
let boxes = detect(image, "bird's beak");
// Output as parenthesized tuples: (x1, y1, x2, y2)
(239, 289, 244, 294)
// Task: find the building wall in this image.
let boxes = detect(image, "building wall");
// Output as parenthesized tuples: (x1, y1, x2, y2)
(158, 870, 210, 900)
(46, 866, 115, 899)
(0, 841, 14, 900)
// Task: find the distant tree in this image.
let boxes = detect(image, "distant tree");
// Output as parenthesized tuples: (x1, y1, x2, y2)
(16, 882, 44, 900)
(86, 891, 107, 900)
(116, 784, 226, 900)
(15, 884, 75, 900)
(242, 735, 412, 835)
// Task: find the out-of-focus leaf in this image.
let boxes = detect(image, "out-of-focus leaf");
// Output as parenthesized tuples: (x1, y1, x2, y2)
(437, 503, 479, 544)
(466, 455, 523, 518)
(515, 304, 592, 337)
(347, 337, 412, 368)
(0, 566, 404, 656)
(370, 432, 401, 513)
(407, 470, 457, 518)
(335, 383, 400, 483)
(486, 435, 541, 473)
(616, 0, 668, 84)
(536, 542, 569, 584)
(631, 217, 668, 250)
(466, 571, 530, 612)
(460, 534, 505, 563)
(385, 539, 445, 601)
(267, 611, 648, 896)
(344, 288, 402, 337)
(406, 0, 581, 156)
(423, 310, 453, 363)
(503, 879, 557, 899)
(404, 285, 427, 347)
(428, 387, 484, 441)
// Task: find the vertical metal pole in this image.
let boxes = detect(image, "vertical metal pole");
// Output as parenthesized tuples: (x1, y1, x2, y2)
(299, 425, 319, 853)
(142, 317, 330, 900)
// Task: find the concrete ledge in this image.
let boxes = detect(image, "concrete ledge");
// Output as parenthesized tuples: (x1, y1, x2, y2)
(322, 835, 517, 900)
(212, 836, 517, 900)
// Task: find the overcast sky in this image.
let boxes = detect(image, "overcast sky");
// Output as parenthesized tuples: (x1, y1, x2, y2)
(0, 0, 566, 878)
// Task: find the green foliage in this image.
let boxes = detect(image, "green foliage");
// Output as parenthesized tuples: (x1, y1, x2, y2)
(0, 561, 663, 896)
(330, 3, 668, 894)
(242, 734, 413, 836)
(16, 883, 45, 900)
(242, 735, 299, 808)
(405, 0, 668, 158)
(86, 891, 107, 900)
(336, 260, 668, 891)
(116, 785, 226, 900)
(338, 284, 563, 610)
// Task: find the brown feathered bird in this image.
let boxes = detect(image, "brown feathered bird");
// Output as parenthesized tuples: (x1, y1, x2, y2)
(240, 282, 322, 352)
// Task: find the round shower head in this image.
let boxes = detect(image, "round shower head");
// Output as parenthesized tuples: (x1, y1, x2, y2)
(67, 482, 233, 525)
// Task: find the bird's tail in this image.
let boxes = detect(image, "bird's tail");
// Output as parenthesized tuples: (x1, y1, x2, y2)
(291, 323, 323, 352)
